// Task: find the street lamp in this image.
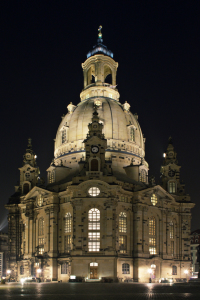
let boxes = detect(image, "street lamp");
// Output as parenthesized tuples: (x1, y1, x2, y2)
(37, 268, 42, 282)
(184, 270, 188, 282)
(6, 270, 11, 282)
(148, 268, 152, 283)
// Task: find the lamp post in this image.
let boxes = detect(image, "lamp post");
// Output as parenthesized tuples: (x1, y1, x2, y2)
(148, 268, 152, 283)
(184, 270, 188, 282)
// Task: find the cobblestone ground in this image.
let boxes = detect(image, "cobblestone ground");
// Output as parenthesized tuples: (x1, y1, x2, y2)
(0, 282, 200, 300)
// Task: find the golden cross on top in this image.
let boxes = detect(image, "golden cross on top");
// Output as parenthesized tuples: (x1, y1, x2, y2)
(98, 25, 102, 38)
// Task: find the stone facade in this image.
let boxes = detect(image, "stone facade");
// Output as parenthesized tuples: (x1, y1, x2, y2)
(5, 28, 194, 283)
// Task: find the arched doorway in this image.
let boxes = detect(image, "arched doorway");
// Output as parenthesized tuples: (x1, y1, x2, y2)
(90, 262, 98, 279)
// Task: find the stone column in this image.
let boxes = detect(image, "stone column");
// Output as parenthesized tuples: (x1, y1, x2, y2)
(49, 205, 59, 257)
(45, 208, 50, 253)
(142, 206, 149, 254)
(133, 205, 143, 255)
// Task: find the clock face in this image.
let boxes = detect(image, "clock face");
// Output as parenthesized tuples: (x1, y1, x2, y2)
(168, 170, 175, 177)
(91, 146, 99, 153)
(168, 151, 174, 158)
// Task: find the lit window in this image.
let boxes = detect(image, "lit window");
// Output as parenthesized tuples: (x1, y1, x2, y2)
(169, 182, 176, 193)
(62, 130, 66, 144)
(64, 213, 71, 233)
(88, 208, 100, 252)
(172, 265, 177, 275)
(37, 195, 43, 207)
(121, 196, 125, 202)
(130, 128, 135, 142)
(119, 235, 127, 253)
(64, 235, 71, 252)
(38, 238, 44, 255)
(122, 263, 130, 274)
(140, 169, 146, 183)
(95, 100, 101, 106)
(49, 171, 55, 184)
(151, 194, 157, 206)
(88, 208, 100, 230)
(38, 218, 44, 236)
(61, 263, 68, 274)
(88, 187, 100, 197)
(119, 212, 127, 233)
(90, 262, 98, 266)
(170, 222, 174, 239)
(149, 217, 156, 255)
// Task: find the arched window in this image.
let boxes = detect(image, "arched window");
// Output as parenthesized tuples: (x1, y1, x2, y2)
(169, 181, 176, 193)
(130, 128, 135, 142)
(91, 159, 98, 171)
(88, 208, 100, 252)
(38, 218, 44, 236)
(172, 265, 177, 275)
(151, 194, 157, 206)
(119, 212, 127, 253)
(119, 212, 127, 233)
(149, 217, 156, 255)
(140, 169, 146, 183)
(122, 263, 130, 274)
(23, 183, 29, 194)
(64, 213, 71, 233)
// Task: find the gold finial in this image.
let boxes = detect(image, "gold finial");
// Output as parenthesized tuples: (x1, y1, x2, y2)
(98, 25, 102, 39)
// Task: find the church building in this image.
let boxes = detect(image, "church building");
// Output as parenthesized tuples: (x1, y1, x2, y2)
(5, 27, 194, 283)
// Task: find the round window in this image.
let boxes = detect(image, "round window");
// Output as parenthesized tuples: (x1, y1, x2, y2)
(88, 187, 100, 197)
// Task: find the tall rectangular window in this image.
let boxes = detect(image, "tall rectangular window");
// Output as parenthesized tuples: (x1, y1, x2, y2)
(119, 212, 127, 233)
(64, 213, 71, 233)
(149, 217, 156, 255)
(88, 232, 100, 251)
(170, 222, 174, 239)
(61, 263, 68, 274)
(169, 182, 176, 193)
(88, 208, 100, 252)
(64, 235, 71, 252)
(119, 235, 127, 253)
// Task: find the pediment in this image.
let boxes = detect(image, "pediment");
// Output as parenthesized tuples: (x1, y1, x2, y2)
(23, 186, 54, 201)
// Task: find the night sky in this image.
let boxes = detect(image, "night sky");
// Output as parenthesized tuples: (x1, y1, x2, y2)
(0, 1, 200, 232)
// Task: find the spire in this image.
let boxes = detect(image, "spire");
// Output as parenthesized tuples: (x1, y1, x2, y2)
(86, 26, 113, 59)
(23, 138, 37, 167)
(27, 138, 32, 150)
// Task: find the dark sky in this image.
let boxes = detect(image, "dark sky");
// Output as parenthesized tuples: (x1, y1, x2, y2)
(0, 1, 200, 232)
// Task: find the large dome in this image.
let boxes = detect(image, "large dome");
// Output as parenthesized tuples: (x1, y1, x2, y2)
(52, 35, 148, 181)
(55, 98, 145, 158)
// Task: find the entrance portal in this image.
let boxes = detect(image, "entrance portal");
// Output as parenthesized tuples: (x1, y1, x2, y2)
(90, 262, 98, 279)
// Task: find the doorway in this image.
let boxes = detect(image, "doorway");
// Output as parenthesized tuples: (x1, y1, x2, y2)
(90, 262, 98, 279)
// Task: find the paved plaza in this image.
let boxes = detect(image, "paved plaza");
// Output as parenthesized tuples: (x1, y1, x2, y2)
(0, 282, 200, 300)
